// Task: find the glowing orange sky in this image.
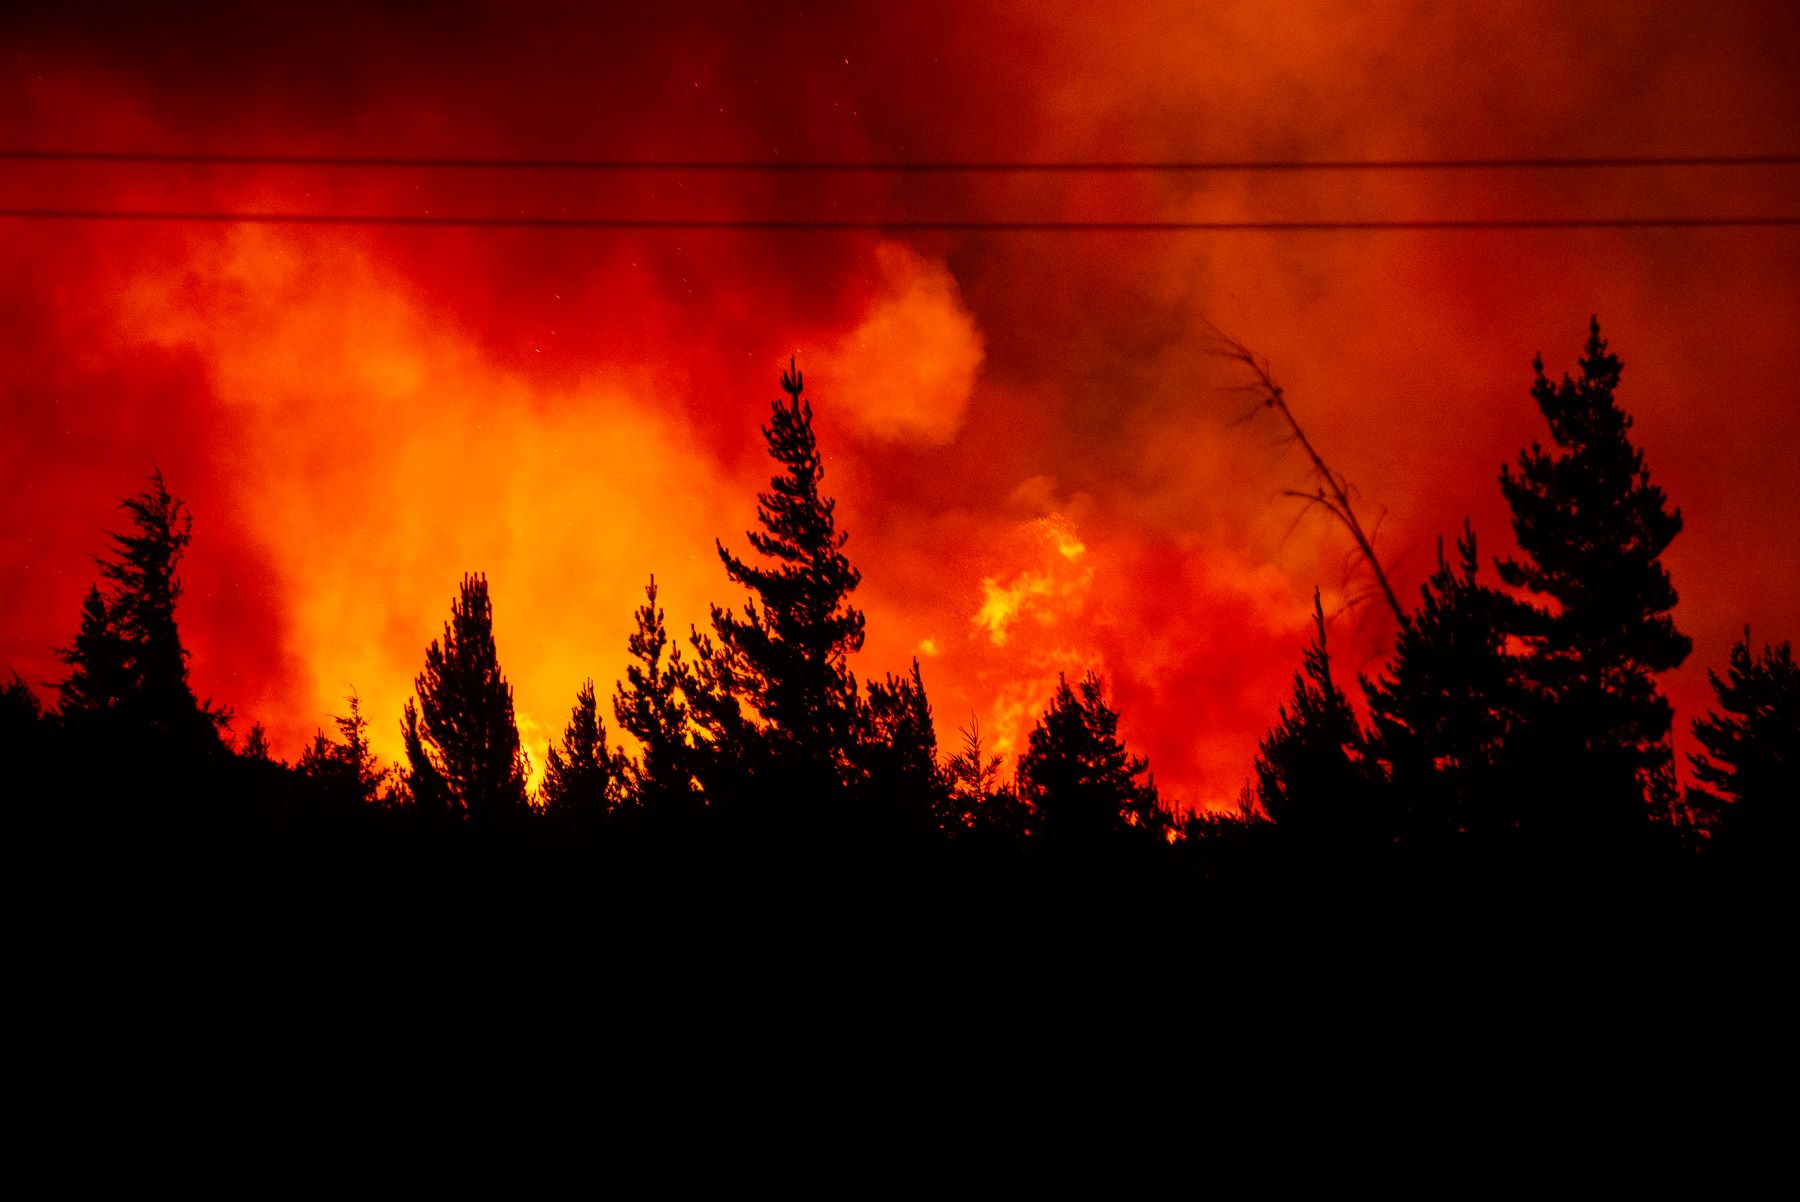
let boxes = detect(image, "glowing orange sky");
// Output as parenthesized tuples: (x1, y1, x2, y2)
(3, 2, 1797, 811)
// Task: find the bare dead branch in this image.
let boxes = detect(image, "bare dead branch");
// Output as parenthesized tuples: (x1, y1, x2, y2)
(1209, 323, 1405, 626)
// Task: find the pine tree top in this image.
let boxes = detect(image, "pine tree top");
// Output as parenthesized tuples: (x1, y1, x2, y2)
(711, 361, 866, 759)
(717, 363, 864, 637)
(58, 471, 223, 748)
(1497, 318, 1689, 675)
(412, 572, 529, 821)
(1018, 670, 1157, 836)
(1255, 591, 1369, 834)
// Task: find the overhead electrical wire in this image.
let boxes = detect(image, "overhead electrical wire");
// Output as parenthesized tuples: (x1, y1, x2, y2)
(4, 149, 1798, 172)
(0, 209, 1794, 231)
(4, 147, 1794, 231)
(3, 149, 1800, 170)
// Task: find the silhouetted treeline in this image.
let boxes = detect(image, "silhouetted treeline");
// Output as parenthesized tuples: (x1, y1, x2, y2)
(6, 323, 1793, 1186)
(1256, 320, 1738, 860)
(12, 326, 1788, 856)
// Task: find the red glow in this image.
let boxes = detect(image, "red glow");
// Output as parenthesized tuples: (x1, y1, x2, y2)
(3, 3, 1797, 811)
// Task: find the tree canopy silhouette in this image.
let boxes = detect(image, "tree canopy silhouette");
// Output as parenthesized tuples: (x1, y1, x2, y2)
(57, 587, 133, 721)
(541, 679, 618, 821)
(854, 658, 946, 834)
(1689, 629, 1797, 848)
(698, 359, 866, 800)
(1, 671, 46, 772)
(944, 716, 1030, 838)
(1497, 318, 1690, 828)
(613, 576, 700, 817)
(1255, 591, 1374, 842)
(406, 572, 529, 823)
(298, 692, 387, 807)
(1364, 521, 1524, 839)
(1017, 670, 1160, 841)
(56, 471, 225, 753)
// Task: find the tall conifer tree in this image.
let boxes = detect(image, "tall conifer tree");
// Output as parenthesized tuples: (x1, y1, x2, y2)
(57, 472, 224, 751)
(613, 576, 699, 815)
(407, 573, 529, 823)
(705, 360, 866, 799)
(1497, 319, 1690, 825)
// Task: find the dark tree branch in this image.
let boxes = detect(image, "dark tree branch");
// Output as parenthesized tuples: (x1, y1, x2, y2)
(1209, 324, 1405, 626)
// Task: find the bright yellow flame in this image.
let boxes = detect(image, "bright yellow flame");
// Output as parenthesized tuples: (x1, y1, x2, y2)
(113, 227, 752, 782)
(973, 517, 1092, 646)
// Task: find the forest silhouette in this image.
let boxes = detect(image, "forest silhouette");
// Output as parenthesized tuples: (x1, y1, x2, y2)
(7, 321, 1792, 1188)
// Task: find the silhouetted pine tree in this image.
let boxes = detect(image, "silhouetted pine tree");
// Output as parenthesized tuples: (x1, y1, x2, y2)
(945, 716, 1029, 838)
(542, 680, 617, 821)
(1689, 630, 1797, 849)
(855, 659, 946, 834)
(613, 576, 700, 816)
(238, 722, 274, 763)
(56, 473, 226, 751)
(705, 360, 866, 802)
(1017, 670, 1159, 841)
(1255, 591, 1374, 843)
(408, 573, 529, 823)
(1496, 320, 1690, 831)
(299, 693, 388, 807)
(1364, 521, 1525, 839)
(57, 587, 132, 719)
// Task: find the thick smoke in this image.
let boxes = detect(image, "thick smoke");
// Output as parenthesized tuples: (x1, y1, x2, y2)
(3, 2, 1797, 807)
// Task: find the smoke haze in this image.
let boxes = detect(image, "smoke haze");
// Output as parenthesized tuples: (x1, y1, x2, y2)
(4, 2, 1797, 808)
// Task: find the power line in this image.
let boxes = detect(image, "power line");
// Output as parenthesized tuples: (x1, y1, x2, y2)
(4, 150, 1799, 172)
(1, 208, 1795, 231)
